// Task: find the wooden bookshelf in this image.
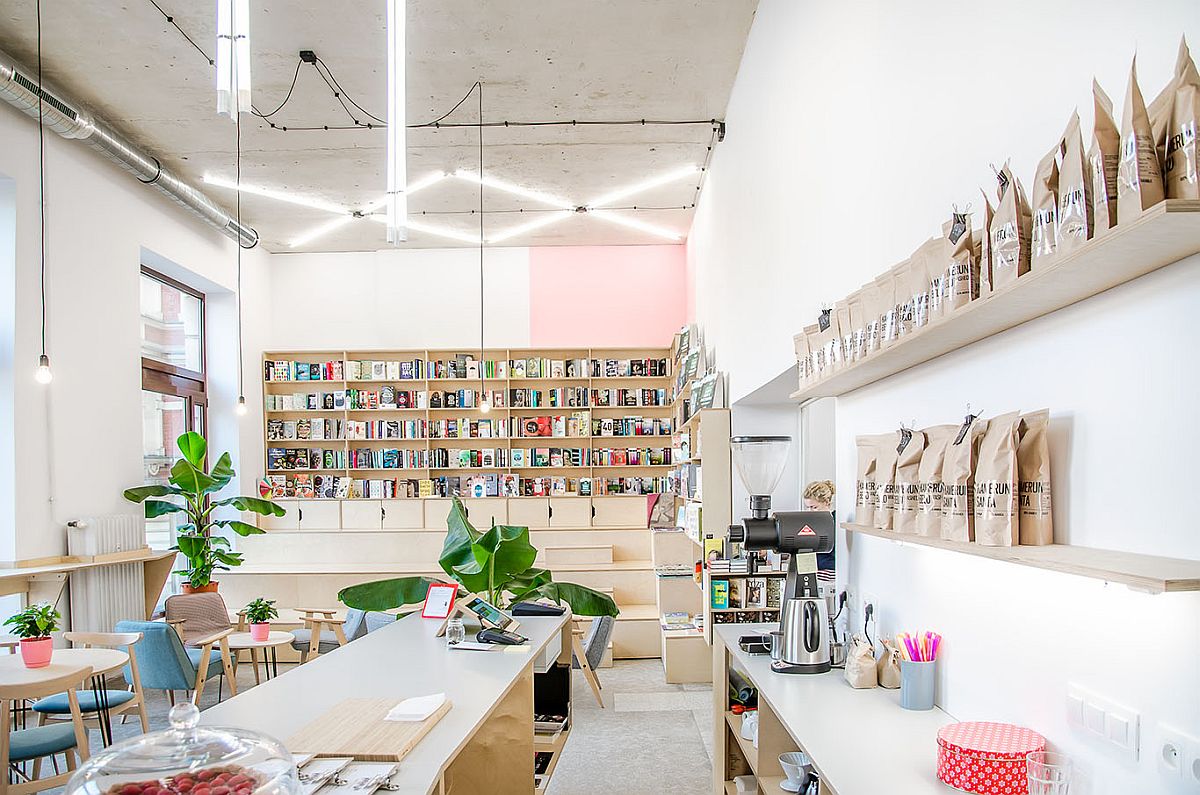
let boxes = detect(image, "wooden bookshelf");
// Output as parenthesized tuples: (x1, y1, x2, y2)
(262, 347, 675, 496)
(791, 199, 1200, 402)
(844, 523, 1200, 593)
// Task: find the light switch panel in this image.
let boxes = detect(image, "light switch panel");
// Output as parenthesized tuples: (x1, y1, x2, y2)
(1066, 683, 1141, 762)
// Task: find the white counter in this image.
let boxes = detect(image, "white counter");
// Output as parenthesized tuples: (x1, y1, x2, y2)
(203, 610, 570, 795)
(715, 623, 955, 793)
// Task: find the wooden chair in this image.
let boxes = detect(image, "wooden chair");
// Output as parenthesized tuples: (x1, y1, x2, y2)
(289, 609, 359, 663)
(113, 621, 237, 707)
(0, 665, 92, 795)
(31, 632, 150, 735)
(571, 616, 614, 708)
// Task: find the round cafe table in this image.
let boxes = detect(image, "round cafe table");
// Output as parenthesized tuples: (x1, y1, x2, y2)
(0, 647, 128, 746)
(226, 631, 292, 685)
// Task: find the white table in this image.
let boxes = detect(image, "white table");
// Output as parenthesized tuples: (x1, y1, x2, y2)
(226, 631, 293, 685)
(0, 647, 129, 746)
(203, 611, 571, 795)
(713, 623, 955, 793)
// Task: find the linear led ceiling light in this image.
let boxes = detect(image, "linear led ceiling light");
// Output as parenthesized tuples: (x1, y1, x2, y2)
(488, 210, 575, 244)
(586, 164, 699, 208)
(216, 0, 251, 118)
(203, 174, 349, 214)
(385, 0, 406, 244)
(284, 176, 444, 248)
(588, 209, 683, 241)
(453, 169, 575, 210)
(367, 213, 481, 245)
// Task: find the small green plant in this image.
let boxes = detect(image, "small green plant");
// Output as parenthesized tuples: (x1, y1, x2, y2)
(244, 598, 279, 625)
(124, 431, 285, 589)
(340, 497, 618, 617)
(4, 603, 61, 639)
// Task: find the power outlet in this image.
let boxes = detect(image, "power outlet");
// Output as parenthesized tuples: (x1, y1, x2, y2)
(862, 591, 879, 639)
(1158, 725, 1200, 786)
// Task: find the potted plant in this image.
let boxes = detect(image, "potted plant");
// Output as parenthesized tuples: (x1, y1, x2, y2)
(244, 598, 278, 641)
(124, 432, 285, 593)
(4, 603, 61, 668)
(340, 497, 619, 618)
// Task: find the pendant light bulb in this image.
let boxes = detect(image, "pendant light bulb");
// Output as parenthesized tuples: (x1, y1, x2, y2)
(35, 354, 52, 384)
(235, 395, 248, 416)
(479, 394, 491, 414)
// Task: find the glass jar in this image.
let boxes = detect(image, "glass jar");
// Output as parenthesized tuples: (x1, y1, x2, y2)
(67, 704, 299, 795)
(446, 616, 466, 646)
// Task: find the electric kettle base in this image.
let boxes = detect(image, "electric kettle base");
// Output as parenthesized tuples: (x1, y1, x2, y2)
(771, 659, 831, 675)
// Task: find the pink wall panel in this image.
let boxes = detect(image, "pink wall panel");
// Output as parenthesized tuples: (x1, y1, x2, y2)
(528, 245, 688, 347)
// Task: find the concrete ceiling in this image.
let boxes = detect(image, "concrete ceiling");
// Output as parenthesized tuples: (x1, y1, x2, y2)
(0, 1, 758, 252)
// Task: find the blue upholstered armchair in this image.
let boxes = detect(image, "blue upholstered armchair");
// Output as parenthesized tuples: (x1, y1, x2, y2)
(114, 621, 237, 706)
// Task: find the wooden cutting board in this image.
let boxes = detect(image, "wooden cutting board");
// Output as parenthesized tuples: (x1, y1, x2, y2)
(287, 698, 453, 762)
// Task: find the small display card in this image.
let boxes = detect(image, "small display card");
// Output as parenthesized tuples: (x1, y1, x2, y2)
(421, 583, 458, 619)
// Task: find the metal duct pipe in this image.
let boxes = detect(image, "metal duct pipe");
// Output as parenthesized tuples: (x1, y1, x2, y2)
(0, 49, 258, 248)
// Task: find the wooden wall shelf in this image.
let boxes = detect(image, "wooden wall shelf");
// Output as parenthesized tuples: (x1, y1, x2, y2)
(792, 199, 1200, 401)
(844, 523, 1200, 594)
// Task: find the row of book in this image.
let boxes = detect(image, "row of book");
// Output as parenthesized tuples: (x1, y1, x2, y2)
(267, 418, 344, 441)
(590, 388, 670, 407)
(712, 611, 781, 625)
(265, 391, 341, 412)
(265, 360, 343, 382)
(710, 577, 784, 610)
(428, 418, 508, 439)
(592, 448, 672, 467)
(263, 473, 672, 499)
(265, 357, 673, 383)
(267, 448, 347, 471)
(266, 386, 670, 411)
(515, 413, 590, 438)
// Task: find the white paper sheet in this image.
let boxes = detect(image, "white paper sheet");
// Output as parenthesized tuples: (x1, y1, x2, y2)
(384, 692, 446, 722)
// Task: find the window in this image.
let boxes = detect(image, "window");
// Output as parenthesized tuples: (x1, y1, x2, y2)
(140, 268, 207, 553)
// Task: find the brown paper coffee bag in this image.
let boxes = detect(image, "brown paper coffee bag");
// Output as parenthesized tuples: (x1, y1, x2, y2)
(874, 431, 900, 531)
(848, 291, 866, 363)
(893, 428, 926, 535)
(979, 190, 995, 298)
(916, 424, 957, 538)
(1166, 38, 1200, 199)
(1017, 409, 1053, 545)
(1057, 111, 1093, 256)
(991, 164, 1032, 290)
(835, 299, 853, 369)
(1089, 79, 1121, 232)
(794, 328, 812, 387)
(1031, 141, 1063, 265)
(1117, 57, 1165, 220)
(878, 272, 899, 349)
(942, 414, 986, 542)
(925, 238, 947, 321)
(943, 213, 977, 311)
(974, 411, 1021, 547)
(892, 261, 915, 340)
(855, 435, 879, 527)
(861, 280, 882, 357)
(909, 243, 935, 331)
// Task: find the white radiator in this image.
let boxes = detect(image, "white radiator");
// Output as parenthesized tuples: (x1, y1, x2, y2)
(67, 515, 147, 632)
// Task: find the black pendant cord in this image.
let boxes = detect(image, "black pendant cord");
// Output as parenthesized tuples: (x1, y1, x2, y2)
(36, 0, 47, 362)
(478, 81, 485, 406)
(236, 100, 244, 403)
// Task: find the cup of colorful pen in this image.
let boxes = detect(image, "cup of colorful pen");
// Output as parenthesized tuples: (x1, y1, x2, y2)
(897, 630, 940, 711)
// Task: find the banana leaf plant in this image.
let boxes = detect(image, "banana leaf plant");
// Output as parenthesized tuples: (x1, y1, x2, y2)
(124, 432, 284, 589)
(339, 497, 619, 617)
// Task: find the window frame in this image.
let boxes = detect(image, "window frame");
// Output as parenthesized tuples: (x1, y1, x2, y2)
(140, 266, 207, 389)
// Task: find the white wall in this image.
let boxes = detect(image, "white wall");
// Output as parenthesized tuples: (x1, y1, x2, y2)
(688, 1, 1200, 792)
(0, 100, 271, 564)
(266, 248, 531, 351)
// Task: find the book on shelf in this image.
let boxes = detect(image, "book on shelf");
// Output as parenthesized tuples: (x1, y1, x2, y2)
(744, 577, 767, 608)
(710, 579, 729, 610)
(765, 577, 782, 609)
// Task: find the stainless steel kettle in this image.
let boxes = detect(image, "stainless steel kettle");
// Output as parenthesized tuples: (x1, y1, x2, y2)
(772, 597, 831, 674)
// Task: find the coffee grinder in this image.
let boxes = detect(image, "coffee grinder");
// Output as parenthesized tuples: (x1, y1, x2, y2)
(727, 436, 834, 674)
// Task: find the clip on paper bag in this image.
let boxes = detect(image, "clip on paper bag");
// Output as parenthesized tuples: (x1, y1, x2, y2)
(943, 214, 977, 312)
(942, 414, 986, 542)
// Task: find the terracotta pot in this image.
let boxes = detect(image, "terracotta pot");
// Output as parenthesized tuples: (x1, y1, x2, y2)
(182, 582, 219, 595)
(249, 623, 271, 642)
(20, 637, 53, 669)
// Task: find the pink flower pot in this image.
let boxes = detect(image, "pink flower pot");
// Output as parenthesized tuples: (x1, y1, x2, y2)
(20, 637, 53, 668)
(249, 623, 271, 642)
